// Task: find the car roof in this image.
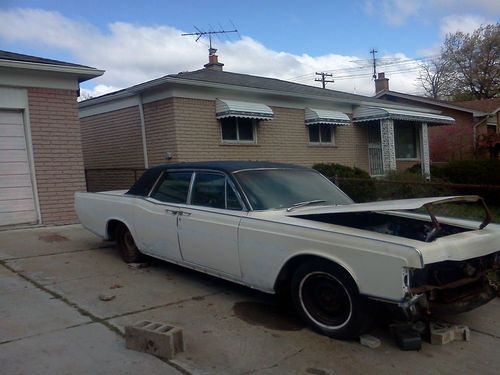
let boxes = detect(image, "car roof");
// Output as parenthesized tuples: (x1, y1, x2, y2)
(147, 160, 308, 174)
(127, 161, 309, 196)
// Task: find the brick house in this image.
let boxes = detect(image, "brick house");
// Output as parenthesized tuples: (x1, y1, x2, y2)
(79, 53, 454, 191)
(0, 51, 103, 227)
(374, 73, 499, 162)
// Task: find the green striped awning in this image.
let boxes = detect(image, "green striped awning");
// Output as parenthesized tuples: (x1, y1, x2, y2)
(305, 108, 350, 125)
(352, 106, 455, 125)
(216, 99, 274, 120)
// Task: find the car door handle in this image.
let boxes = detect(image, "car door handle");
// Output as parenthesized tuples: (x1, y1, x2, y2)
(179, 211, 191, 216)
(165, 208, 181, 215)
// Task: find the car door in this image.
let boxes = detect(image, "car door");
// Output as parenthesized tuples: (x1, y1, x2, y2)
(133, 171, 193, 261)
(177, 171, 246, 277)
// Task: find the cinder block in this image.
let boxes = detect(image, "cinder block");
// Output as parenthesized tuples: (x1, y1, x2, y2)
(430, 322, 470, 345)
(125, 320, 185, 360)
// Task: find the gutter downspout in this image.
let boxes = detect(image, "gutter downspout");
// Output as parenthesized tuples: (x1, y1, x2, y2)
(473, 116, 488, 152)
(137, 94, 149, 169)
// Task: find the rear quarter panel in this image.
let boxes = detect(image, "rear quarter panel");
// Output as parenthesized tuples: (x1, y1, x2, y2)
(75, 192, 136, 239)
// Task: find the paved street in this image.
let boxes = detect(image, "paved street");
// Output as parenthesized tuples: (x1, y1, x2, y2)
(1, 225, 499, 374)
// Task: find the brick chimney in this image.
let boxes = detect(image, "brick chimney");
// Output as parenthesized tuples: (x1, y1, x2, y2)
(204, 48, 224, 71)
(375, 72, 389, 93)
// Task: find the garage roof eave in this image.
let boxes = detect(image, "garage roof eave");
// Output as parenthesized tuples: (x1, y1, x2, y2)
(0, 59, 104, 83)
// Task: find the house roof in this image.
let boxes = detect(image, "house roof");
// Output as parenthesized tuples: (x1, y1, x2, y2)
(454, 98, 500, 114)
(0, 50, 104, 82)
(81, 68, 402, 108)
(375, 90, 488, 116)
(79, 68, 453, 126)
(169, 69, 370, 103)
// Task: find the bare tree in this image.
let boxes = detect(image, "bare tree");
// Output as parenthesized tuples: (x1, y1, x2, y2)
(417, 23, 499, 100)
(417, 58, 454, 99)
(78, 91, 94, 102)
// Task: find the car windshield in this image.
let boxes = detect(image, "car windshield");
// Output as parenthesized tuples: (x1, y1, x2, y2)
(235, 169, 353, 210)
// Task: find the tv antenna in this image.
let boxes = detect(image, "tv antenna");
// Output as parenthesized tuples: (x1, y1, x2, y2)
(182, 26, 239, 55)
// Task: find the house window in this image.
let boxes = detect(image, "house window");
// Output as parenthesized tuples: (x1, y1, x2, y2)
(220, 117, 256, 143)
(395, 123, 420, 159)
(308, 124, 334, 144)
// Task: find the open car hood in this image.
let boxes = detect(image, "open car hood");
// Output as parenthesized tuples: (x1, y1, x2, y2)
(287, 195, 491, 230)
(287, 196, 478, 215)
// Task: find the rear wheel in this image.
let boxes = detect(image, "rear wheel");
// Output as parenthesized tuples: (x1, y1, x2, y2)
(291, 260, 373, 340)
(116, 225, 143, 263)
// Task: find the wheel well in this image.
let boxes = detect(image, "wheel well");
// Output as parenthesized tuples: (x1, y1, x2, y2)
(274, 255, 357, 295)
(106, 219, 127, 241)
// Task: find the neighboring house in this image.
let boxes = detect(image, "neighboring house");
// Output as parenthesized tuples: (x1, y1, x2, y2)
(454, 98, 500, 159)
(374, 73, 499, 162)
(79, 53, 454, 191)
(0, 50, 103, 227)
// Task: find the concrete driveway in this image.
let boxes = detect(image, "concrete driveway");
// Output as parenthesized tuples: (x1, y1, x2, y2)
(0, 225, 499, 374)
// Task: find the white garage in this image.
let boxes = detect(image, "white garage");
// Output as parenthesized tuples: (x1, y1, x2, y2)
(0, 110, 38, 226)
(0, 50, 103, 227)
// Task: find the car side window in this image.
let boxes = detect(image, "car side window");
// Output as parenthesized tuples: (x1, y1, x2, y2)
(226, 182, 243, 211)
(151, 172, 192, 204)
(191, 173, 226, 209)
(190, 172, 243, 210)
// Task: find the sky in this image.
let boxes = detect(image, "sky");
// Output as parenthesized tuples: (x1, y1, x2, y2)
(0, 0, 498, 98)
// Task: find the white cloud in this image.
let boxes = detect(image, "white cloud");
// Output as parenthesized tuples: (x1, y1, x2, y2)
(439, 14, 494, 37)
(79, 84, 119, 100)
(0, 8, 424, 97)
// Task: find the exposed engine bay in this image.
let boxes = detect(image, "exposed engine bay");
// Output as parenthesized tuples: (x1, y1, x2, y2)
(409, 252, 499, 315)
(294, 211, 472, 242)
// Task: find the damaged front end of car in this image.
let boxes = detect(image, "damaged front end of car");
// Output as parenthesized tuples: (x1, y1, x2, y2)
(400, 251, 499, 318)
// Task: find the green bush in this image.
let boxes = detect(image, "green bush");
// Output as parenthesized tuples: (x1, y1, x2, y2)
(438, 159, 500, 185)
(377, 171, 456, 200)
(313, 163, 377, 202)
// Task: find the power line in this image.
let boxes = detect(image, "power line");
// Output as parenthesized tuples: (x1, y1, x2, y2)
(284, 54, 439, 81)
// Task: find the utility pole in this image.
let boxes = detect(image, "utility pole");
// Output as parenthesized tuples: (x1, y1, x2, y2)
(315, 72, 334, 89)
(370, 48, 378, 79)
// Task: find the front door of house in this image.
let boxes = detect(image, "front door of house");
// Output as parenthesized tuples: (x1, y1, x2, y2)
(367, 126, 384, 176)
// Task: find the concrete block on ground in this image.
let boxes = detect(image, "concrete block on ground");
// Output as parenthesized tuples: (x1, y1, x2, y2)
(125, 320, 185, 360)
(359, 334, 381, 348)
(430, 322, 470, 345)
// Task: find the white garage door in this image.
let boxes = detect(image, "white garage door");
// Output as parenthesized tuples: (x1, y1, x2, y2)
(0, 110, 37, 226)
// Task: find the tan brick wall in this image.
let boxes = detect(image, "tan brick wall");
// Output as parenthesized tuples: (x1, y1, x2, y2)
(28, 87, 86, 224)
(172, 98, 369, 170)
(80, 106, 144, 169)
(144, 98, 177, 166)
(85, 169, 145, 192)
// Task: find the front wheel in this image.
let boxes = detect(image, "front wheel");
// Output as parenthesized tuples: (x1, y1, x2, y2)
(116, 225, 143, 263)
(291, 260, 372, 340)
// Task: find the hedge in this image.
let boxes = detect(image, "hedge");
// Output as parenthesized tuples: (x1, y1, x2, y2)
(313, 163, 377, 202)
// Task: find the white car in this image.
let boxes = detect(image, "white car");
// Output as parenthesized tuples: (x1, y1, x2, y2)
(75, 161, 499, 339)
